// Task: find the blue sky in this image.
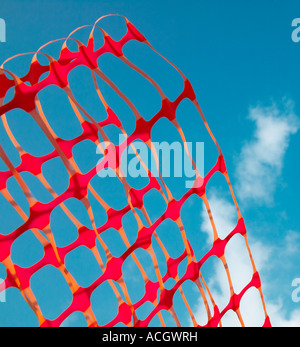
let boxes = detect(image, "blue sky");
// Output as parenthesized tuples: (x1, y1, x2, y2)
(0, 0, 300, 327)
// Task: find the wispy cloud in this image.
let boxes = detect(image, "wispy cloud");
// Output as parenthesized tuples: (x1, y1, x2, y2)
(196, 192, 300, 327)
(197, 192, 270, 326)
(235, 100, 299, 205)
(193, 100, 300, 327)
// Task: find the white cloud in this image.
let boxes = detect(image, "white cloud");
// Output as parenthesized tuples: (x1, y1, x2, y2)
(196, 193, 268, 326)
(267, 301, 300, 327)
(195, 192, 300, 327)
(192, 100, 300, 327)
(235, 101, 299, 205)
(195, 193, 300, 327)
(280, 230, 300, 256)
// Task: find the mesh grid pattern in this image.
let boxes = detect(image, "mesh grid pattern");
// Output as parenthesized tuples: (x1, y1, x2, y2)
(0, 15, 270, 327)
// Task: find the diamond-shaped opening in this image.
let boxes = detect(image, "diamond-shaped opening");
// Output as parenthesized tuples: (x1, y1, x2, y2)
(50, 204, 79, 248)
(164, 278, 176, 291)
(72, 139, 100, 175)
(91, 281, 120, 326)
(30, 264, 73, 321)
(41, 157, 69, 196)
(11, 230, 45, 268)
(37, 84, 83, 141)
(0, 287, 39, 327)
(153, 219, 185, 260)
(143, 188, 167, 224)
(90, 169, 128, 211)
(65, 245, 102, 288)
(100, 228, 127, 258)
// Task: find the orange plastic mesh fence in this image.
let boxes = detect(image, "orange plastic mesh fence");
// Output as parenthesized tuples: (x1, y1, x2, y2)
(0, 15, 270, 327)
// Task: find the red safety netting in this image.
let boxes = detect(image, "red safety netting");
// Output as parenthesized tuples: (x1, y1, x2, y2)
(0, 15, 271, 327)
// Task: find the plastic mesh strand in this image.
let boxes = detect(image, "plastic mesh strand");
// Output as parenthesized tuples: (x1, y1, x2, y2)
(0, 15, 271, 327)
